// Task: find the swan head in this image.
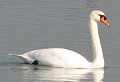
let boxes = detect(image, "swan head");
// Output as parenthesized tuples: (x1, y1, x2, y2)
(90, 10, 110, 27)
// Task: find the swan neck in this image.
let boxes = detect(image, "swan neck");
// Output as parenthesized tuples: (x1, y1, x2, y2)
(89, 20, 104, 68)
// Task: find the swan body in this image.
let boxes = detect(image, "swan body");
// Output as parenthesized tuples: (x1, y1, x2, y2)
(10, 10, 110, 68)
(10, 48, 91, 68)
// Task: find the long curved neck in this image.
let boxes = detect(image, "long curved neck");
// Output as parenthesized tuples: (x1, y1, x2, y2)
(89, 20, 104, 68)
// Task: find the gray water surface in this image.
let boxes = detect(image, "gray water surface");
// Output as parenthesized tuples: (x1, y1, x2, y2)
(0, 0, 120, 82)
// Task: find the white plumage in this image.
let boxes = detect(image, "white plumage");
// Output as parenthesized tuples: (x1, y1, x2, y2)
(10, 10, 110, 68)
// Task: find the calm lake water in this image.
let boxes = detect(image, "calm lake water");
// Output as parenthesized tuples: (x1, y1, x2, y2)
(0, 0, 120, 82)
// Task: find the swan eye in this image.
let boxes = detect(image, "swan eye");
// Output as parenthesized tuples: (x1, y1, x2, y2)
(98, 14, 107, 20)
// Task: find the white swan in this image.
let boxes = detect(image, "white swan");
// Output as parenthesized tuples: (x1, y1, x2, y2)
(10, 10, 110, 68)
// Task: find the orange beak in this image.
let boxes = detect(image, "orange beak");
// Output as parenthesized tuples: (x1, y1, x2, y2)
(100, 17, 110, 27)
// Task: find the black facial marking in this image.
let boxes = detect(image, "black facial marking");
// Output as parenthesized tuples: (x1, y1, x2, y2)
(98, 14, 107, 20)
(32, 60, 38, 65)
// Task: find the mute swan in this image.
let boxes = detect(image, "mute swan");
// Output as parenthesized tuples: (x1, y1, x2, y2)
(10, 10, 110, 68)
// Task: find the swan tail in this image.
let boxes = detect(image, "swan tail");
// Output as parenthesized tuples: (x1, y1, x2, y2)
(9, 54, 22, 57)
(9, 54, 31, 64)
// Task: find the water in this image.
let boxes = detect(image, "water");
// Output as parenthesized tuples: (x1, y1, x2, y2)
(0, 0, 120, 82)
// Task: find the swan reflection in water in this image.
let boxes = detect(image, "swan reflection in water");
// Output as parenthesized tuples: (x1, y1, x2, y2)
(20, 65, 104, 82)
